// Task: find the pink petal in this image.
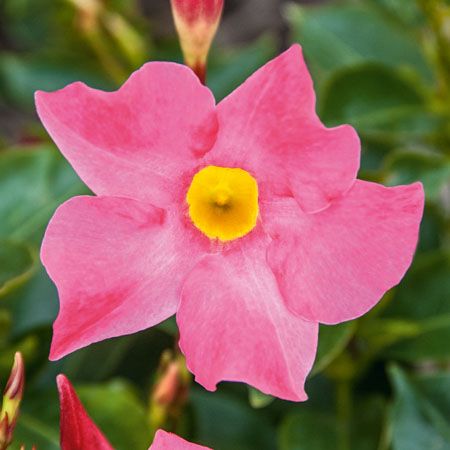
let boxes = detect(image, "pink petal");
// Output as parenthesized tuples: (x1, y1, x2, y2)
(35, 62, 218, 208)
(150, 430, 211, 450)
(265, 180, 424, 324)
(57, 375, 114, 450)
(42, 196, 207, 360)
(177, 232, 318, 402)
(205, 44, 360, 212)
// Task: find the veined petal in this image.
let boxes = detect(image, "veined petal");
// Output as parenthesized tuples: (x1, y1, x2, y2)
(265, 180, 424, 324)
(57, 375, 114, 450)
(150, 430, 211, 450)
(42, 196, 207, 360)
(35, 62, 218, 208)
(177, 232, 318, 402)
(206, 44, 360, 212)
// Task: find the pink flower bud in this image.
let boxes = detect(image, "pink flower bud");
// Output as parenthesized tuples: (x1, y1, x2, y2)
(0, 353, 25, 450)
(170, 0, 224, 82)
(153, 361, 182, 406)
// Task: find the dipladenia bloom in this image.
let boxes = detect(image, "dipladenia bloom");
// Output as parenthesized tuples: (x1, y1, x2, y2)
(0, 353, 25, 450)
(36, 45, 424, 401)
(171, 0, 223, 82)
(57, 375, 210, 450)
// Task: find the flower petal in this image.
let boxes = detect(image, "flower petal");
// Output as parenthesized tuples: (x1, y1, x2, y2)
(177, 233, 318, 401)
(265, 180, 424, 324)
(42, 196, 206, 360)
(57, 375, 114, 450)
(35, 62, 218, 208)
(206, 44, 360, 212)
(150, 430, 211, 450)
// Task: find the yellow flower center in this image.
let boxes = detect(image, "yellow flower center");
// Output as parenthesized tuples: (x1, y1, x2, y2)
(186, 166, 259, 242)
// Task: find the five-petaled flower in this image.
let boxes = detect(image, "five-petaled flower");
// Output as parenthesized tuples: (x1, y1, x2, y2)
(36, 45, 424, 402)
(57, 375, 210, 450)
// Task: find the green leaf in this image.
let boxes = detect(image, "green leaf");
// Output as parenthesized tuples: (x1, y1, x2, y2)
(368, 0, 424, 27)
(417, 206, 446, 253)
(279, 409, 337, 450)
(61, 333, 140, 382)
(11, 413, 60, 450)
(279, 396, 385, 450)
(319, 64, 427, 133)
(389, 365, 450, 450)
(77, 380, 151, 450)
(8, 385, 60, 450)
(286, 2, 431, 84)
(156, 316, 178, 336)
(208, 35, 277, 101)
(0, 145, 88, 244)
(384, 150, 450, 202)
(6, 266, 58, 335)
(0, 335, 38, 376)
(318, 64, 442, 175)
(312, 321, 357, 376)
(0, 309, 11, 342)
(382, 252, 450, 361)
(190, 389, 276, 450)
(0, 240, 35, 296)
(0, 53, 112, 109)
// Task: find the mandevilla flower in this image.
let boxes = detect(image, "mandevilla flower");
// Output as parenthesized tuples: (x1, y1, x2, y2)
(57, 375, 210, 450)
(170, 0, 223, 82)
(36, 45, 424, 401)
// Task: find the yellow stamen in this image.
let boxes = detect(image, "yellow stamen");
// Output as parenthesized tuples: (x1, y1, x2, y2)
(186, 166, 259, 241)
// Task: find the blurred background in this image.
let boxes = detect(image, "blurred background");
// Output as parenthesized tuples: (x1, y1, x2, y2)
(1, 0, 450, 449)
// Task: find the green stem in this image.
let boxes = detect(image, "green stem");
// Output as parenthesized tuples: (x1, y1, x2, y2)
(417, 0, 450, 101)
(84, 25, 128, 85)
(337, 380, 352, 450)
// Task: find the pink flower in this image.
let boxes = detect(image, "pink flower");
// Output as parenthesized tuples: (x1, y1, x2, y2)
(57, 375, 210, 450)
(36, 45, 424, 402)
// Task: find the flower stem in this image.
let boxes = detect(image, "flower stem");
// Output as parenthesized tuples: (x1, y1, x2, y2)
(336, 380, 352, 450)
(417, 0, 450, 101)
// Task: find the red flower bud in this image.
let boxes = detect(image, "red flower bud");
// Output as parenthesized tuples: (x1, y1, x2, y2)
(57, 375, 113, 450)
(171, 0, 224, 83)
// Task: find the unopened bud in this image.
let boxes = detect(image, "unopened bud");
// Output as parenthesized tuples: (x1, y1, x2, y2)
(0, 353, 25, 450)
(149, 351, 191, 433)
(153, 361, 182, 406)
(171, 0, 224, 83)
